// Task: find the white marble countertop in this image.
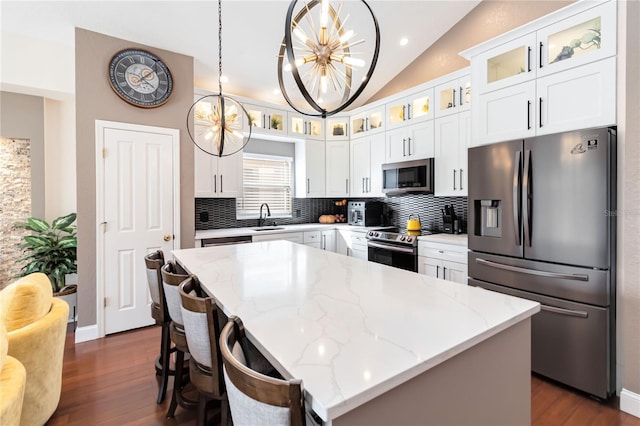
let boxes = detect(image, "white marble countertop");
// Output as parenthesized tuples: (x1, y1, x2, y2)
(196, 223, 387, 240)
(172, 241, 538, 422)
(417, 233, 468, 246)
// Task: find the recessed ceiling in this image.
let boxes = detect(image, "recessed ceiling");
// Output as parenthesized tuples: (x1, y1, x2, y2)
(1, 1, 480, 110)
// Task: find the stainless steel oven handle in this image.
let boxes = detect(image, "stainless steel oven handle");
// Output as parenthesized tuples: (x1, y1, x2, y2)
(367, 241, 416, 254)
(475, 258, 589, 281)
(541, 304, 588, 318)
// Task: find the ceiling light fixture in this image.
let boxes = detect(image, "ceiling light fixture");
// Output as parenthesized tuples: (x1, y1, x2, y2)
(400, 37, 409, 46)
(186, 0, 251, 157)
(278, 0, 380, 118)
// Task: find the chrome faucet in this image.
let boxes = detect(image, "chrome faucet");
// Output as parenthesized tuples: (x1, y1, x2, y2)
(258, 203, 271, 227)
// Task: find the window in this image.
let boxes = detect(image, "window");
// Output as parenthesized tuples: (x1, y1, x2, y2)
(236, 153, 293, 219)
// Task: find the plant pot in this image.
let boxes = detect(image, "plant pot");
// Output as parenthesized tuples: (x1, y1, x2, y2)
(54, 284, 77, 323)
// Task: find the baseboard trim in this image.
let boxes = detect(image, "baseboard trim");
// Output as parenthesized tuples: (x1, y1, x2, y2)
(75, 324, 99, 343)
(620, 388, 640, 418)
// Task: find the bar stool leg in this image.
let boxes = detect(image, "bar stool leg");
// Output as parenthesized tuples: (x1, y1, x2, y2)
(157, 324, 172, 404)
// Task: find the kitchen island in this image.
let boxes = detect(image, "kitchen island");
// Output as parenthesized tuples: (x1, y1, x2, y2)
(173, 241, 539, 425)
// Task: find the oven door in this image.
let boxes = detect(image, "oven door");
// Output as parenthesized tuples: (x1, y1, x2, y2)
(367, 241, 417, 272)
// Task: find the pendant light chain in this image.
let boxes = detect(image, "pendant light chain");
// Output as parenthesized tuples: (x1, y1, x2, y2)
(218, 0, 223, 96)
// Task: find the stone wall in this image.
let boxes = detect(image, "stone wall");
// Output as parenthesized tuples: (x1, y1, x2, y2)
(0, 137, 31, 288)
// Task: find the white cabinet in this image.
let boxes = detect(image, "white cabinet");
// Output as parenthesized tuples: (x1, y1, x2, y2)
(303, 230, 321, 249)
(194, 124, 243, 198)
(326, 117, 350, 141)
(321, 230, 336, 252)
(350, 133, 385, 197)
(385, 88, 434, 130)
(434, 74, 471, 118)
(386, 121, 435, 163)
(336, 229, 368, 259)
(434, 111, 471, 196)
(418, 240, 468, 285)
(325, 140, 350, 197)
(252, 232, 303, 243)
(289, 114, 324, 140)
(245, 103, 287, 137)
(465, 0, 617, 146)
(295, 140, 325, 197)
(350, 106, 385, 139)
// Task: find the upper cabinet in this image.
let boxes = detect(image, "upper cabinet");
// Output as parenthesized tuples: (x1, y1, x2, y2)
(326, 116, 350, 141)
(244, 103, 287, 137)
(434, 74, 471, 118)
(289, 114, 324, 141)
(385, 88, 434, 130)
(350, 106, 385, 138)
(294, 139, 325, 198)
(462, 0, 617, 146)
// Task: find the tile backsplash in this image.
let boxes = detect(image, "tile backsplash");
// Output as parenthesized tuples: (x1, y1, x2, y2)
(196, 194, 467, 232)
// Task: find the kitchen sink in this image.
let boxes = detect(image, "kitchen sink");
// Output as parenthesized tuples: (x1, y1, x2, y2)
(253, 227, 285, 231)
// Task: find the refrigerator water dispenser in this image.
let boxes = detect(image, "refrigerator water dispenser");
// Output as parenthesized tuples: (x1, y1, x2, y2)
(477, 200, 501, 237)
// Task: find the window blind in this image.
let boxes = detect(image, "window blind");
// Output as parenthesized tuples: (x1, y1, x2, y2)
(236, 154, 293, 217)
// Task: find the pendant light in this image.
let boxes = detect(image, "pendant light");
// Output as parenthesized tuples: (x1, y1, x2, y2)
(278, 0, 380, 118)
(187, 0, 251, 157)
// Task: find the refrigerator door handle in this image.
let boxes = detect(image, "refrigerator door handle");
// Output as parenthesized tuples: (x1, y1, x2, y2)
(540, 304, 589, 318)
(475, 258, 589, 281)
(513, 151, 522, 246)
(523, 150, 532, 247)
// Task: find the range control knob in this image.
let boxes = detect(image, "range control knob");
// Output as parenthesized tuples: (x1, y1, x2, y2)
(406, 237, 413, 243)
(368, 231, 373, 237)
(400, 235, 406, 241)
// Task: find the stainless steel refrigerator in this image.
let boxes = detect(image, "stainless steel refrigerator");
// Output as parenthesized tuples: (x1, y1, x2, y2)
(467, 127, 616, 399)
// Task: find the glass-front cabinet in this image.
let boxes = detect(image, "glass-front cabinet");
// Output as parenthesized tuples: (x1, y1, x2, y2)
(289, 114, 324, 140)
(244, 103, 287, 137)
(434, 74, 471, 118)
(350, 106, 384, 138)
(325, 116, 349, 140)
(536, 1, 616, 77)
(386, 88, 434, 130)
(477, 1, 615, 94)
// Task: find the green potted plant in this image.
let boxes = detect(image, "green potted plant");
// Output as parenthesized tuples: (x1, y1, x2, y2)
(14, 213, 77, 295)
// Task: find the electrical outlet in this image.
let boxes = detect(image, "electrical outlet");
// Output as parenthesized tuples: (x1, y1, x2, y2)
(296, 209, 301, 218)
(199, 211, 209, 222)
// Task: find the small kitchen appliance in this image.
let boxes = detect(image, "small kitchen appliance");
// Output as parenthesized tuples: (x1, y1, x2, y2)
(442, 204, 458, 234)
(382, 158, 434, 195)
(406, 214, 422, 234)
(347, 201, 383, 226)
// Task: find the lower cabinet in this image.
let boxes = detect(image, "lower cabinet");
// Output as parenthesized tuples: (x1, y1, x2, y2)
(321, 230, 336, 252)
(336, 229, 368, 259)
(418, 240, 468, 284)
(252, 232, 303, 243)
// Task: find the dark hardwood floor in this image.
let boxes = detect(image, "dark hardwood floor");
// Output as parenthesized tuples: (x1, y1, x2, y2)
(47, 325, 639, 426)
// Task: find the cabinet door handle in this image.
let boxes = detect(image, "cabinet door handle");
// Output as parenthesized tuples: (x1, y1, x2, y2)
(452, 88, 457, 107)
(365, 117, 369, 131)
(262, 114, 266, 129)
(459, 169, 463, 191)
(220, 175, 223, 193)
(436, 265, 440, 278)
(407, 137, 412, 156)
(362, 177, 366, 193)
(346, 178, 349, 194)
(527, 100, 531, 130)
(527, 46, 532, 72)
(402, 105, 406, 121)
(407, 103, 412, 120)
(214, 174, 217, 193)
(539, 42, 544, 68)
(403, 138, 407, 156)
(453, 169, 457, 190)
(443, 266, 447, 279)
(459, 86, 463, 106)
(367, 177, 370, 193)
(539, 97, 543, 128)
(307, 178, 310, 194)
(322, 234, 326, 250)
(346, 123, 349, 136)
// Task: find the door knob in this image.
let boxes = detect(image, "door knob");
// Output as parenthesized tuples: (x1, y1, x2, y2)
(163, 234, 172, 242)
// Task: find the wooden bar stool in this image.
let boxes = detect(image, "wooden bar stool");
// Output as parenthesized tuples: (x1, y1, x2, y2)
(161, 261, 197, 418)
(143, 250, 174, 404)
(179, 276, 229, 426)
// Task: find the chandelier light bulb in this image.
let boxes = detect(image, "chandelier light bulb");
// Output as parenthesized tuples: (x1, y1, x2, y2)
(320, 0, 329, 27)
(343, 56, 365, 67)
(339, 29, 354, 44)
(293, 27, 308, 43)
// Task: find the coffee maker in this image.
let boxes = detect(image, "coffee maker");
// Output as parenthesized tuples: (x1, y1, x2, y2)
(442, 204, 462, 234)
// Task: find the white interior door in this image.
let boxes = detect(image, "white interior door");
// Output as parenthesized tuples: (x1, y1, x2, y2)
(98, 122, 179, 335)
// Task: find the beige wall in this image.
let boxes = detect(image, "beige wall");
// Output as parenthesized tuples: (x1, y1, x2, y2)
(620, 0, 640, 397)
(75, 28, 195, 327)
(369, 0, 572, 102)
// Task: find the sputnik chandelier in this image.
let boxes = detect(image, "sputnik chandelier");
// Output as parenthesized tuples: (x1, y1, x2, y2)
(187, 0, 251, 157)
(278, 0, 380, 118)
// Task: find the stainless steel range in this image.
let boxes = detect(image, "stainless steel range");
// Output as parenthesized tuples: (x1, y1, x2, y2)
(367, 229, 433, 272)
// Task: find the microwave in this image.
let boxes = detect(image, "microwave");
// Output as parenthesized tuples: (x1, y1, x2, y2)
(382, 158, 434, 195)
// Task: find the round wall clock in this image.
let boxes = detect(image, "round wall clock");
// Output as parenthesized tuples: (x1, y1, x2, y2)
(108, 48, 173, 108)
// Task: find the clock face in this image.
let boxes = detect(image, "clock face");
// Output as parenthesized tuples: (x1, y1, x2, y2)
(108, 49, 173, 108)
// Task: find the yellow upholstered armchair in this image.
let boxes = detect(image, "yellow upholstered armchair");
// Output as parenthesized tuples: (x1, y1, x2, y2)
(0, 273, 69, 426)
